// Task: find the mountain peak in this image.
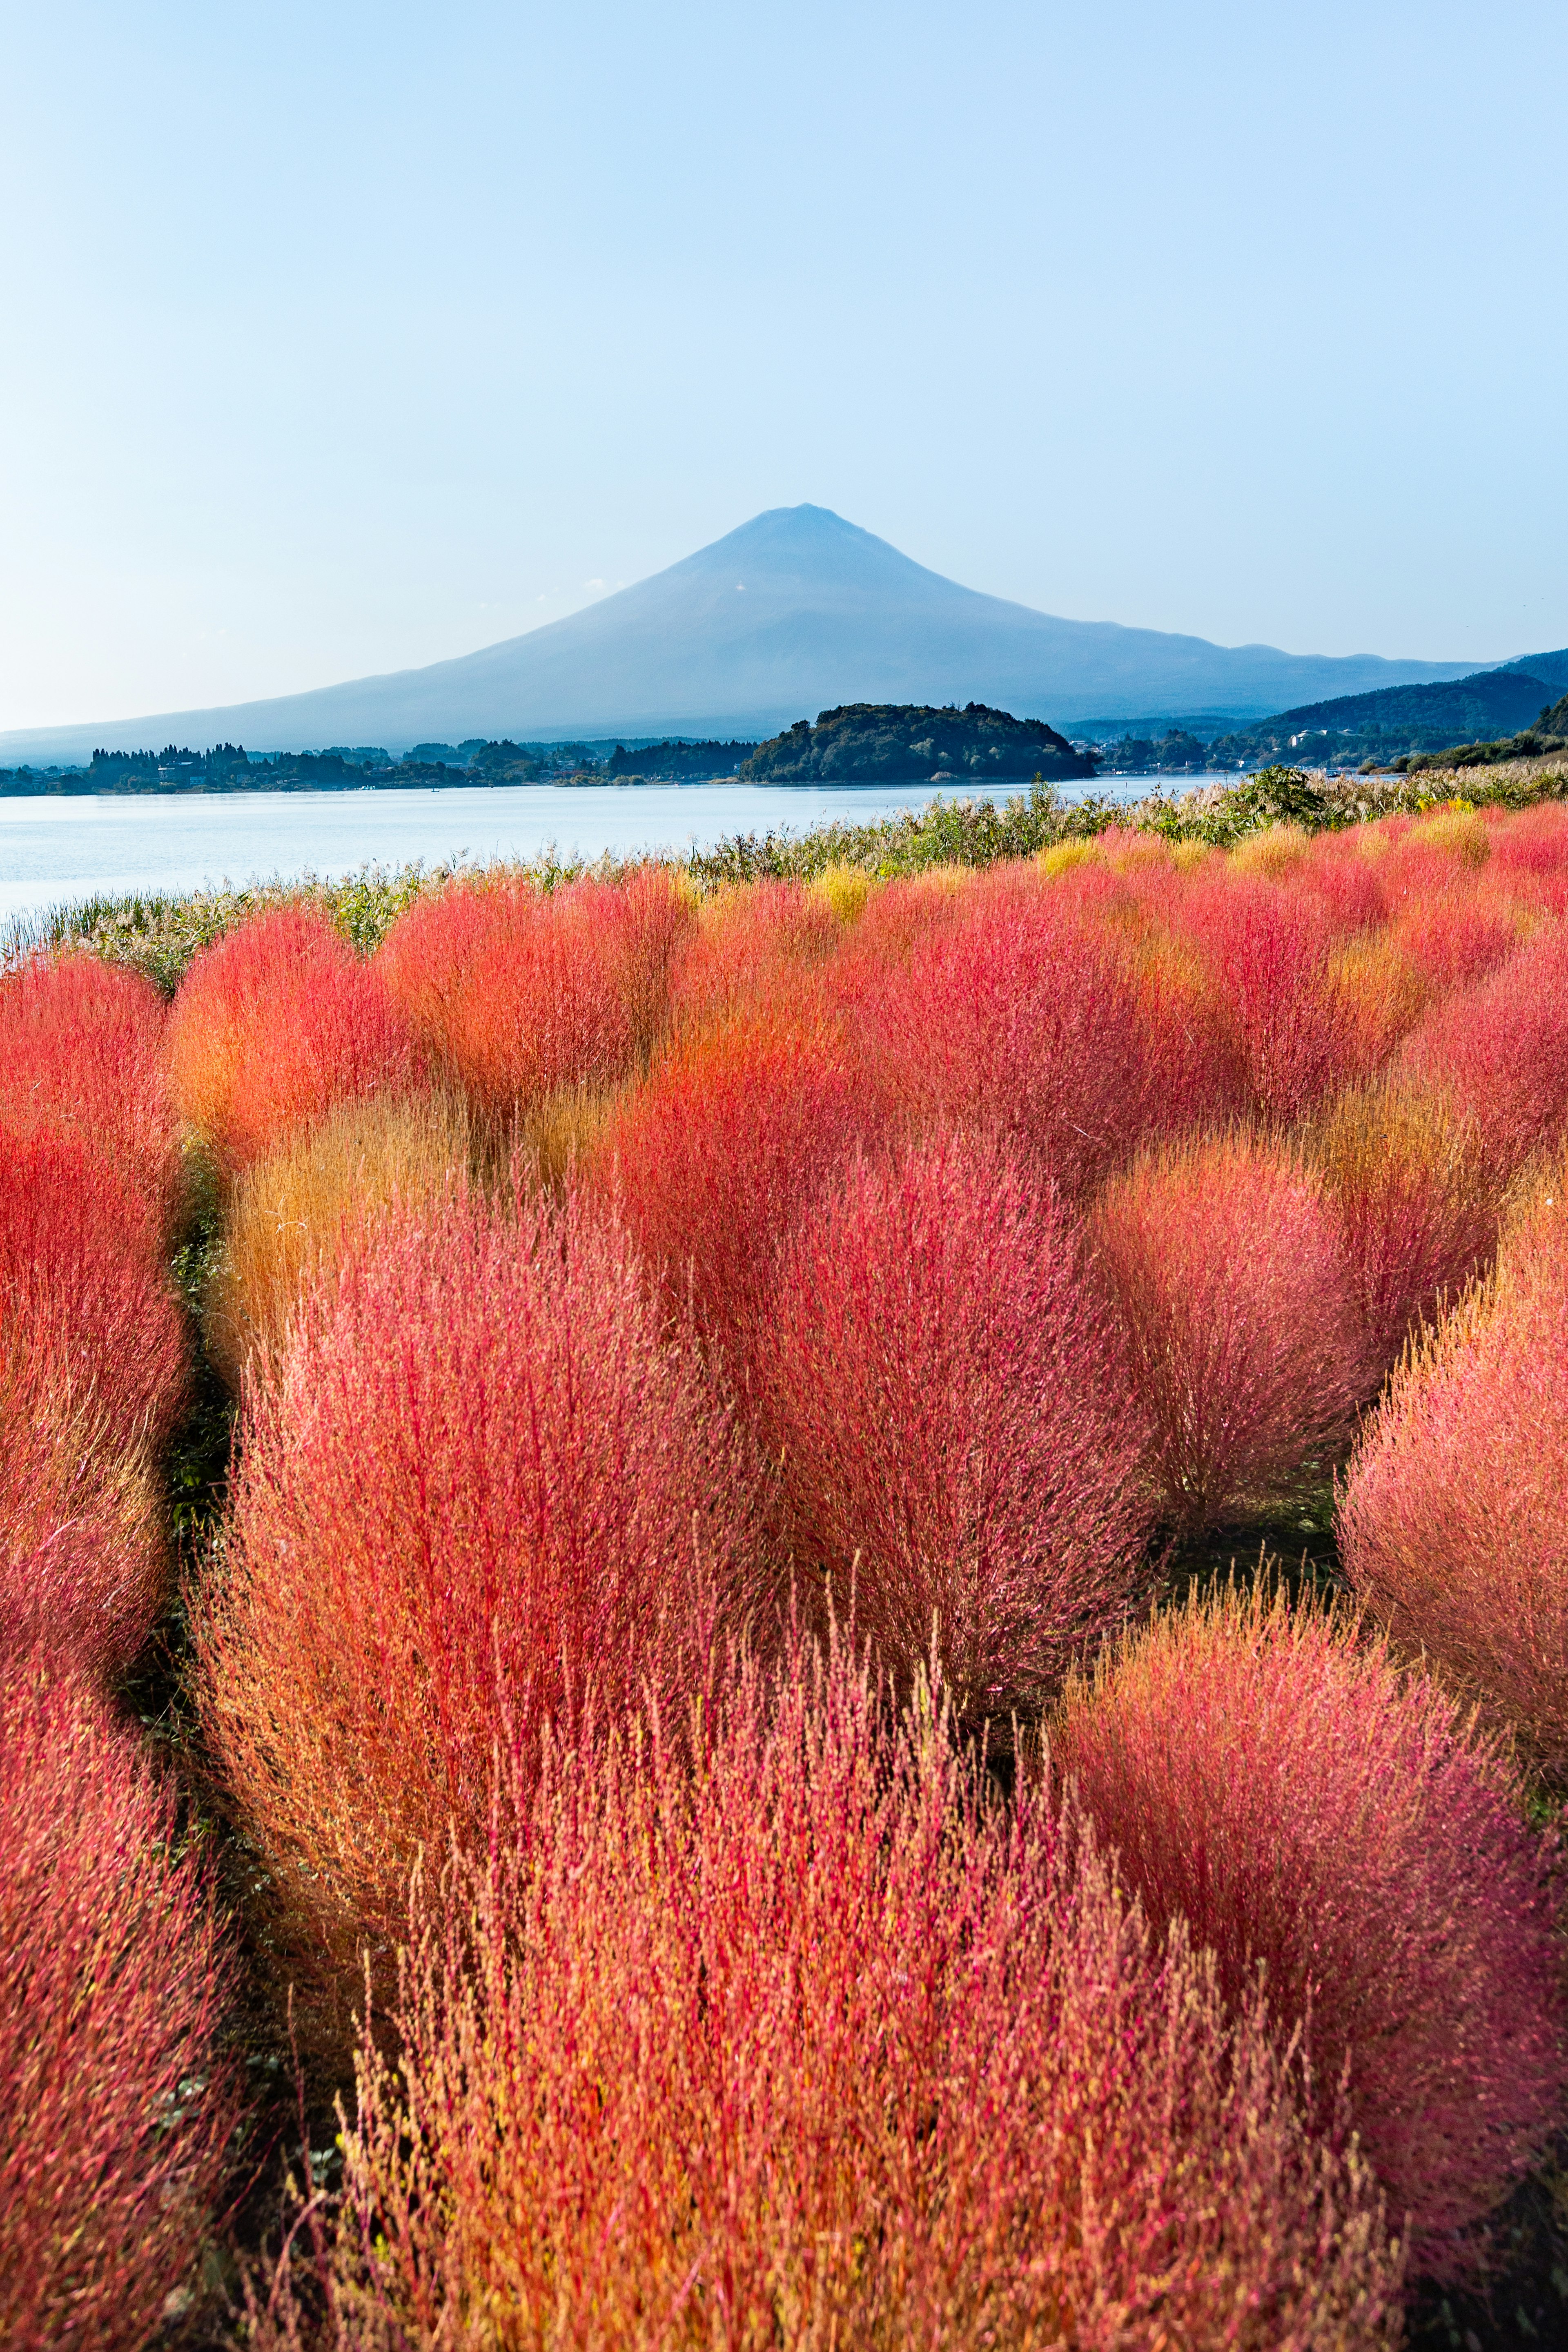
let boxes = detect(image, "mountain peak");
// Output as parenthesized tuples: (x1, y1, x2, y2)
(0, 508, 1491, 765)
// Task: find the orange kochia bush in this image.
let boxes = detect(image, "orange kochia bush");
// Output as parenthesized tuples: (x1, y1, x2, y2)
(1339, 1188, 1568, 1780)
(272, 1639, 1402, 2351)
(376, 867, 693, 1121)
(1054, 1583, 1566, 2278)
(195, 1182, 764, 1974)
(168, 904, 423, 1175)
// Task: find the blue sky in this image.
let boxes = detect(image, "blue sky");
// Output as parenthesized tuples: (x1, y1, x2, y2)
(2, 0, 1564, 729)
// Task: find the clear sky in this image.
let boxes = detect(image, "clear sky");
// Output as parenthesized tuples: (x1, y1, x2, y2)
(2, 0, 1564, 731)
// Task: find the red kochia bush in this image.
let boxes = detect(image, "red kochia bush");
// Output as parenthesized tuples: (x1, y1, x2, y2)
(753, 1135, 1152, 1723)
(0, 1130, 188, 1443)
(196, 1184, 762, 1973)
(286, 1639, 1400, 2350)
(168, 904, 423, 1174)
(0, 1662, 233, 2350)
(1174, 871, 1359, 1121)
(1339, 1196, 1568, 1779)
(376, 868, 692, 1121)
(860, 886, 1167, 1198)
(1400, 914, 1568, 1179)
(1090, 1132, 1366, 1527)
(668, 876, 840, 1030)
(0, 953, 183, 1239)
(0, 1358, 166, 1680)
(1054, 1583, 1566, 2277)
(594, 1013, 884, 1359)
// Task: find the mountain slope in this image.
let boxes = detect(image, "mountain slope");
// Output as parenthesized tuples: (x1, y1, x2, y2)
(1208, 664, 1565, 768)
(0, 506, 1492, 766)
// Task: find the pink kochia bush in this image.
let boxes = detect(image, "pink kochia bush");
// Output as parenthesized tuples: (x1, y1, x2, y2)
(862, 883, 1171, 1198)
(1173, 872, 1361, 1119)
(0, 952, 183, 1240)
(168, 904, 424, 1175)
(376, 867, 693, 1120)
(1339, 1193, 1568, 1780)
(753, 1135, 1152, 1725)
(281, 1639, 1401, 2351)
(195, 1182, 762, 1975)
(1053, 1583, 1566, 2278)
(0, 1662, 234, 2351)
(595, 1012, 884, 1358)
(0, 1130, 189, 1444)
(0, 1360, 166, 1680)
(1400, 914, 1568, 1179)
(1090, 1132, 1366, 1527)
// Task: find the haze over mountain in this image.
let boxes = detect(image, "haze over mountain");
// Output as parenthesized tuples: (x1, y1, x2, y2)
(0, 506, 1497, 767)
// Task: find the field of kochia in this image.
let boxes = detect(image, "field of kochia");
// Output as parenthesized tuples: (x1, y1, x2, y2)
(8, 796, 1568, 2348)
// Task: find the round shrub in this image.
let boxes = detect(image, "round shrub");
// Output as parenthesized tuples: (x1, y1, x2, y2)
(195, 1183, 764, 1977)
(592, 1012, 886, 1360)
(0, 1362, 166, 1681)
(0, 1129, 188, 1444)
(1089, 1130, 1366, 1528)
(168, 904, 423, 1175)
(1053, 1583, 1566, 2276)
(753, 1133, 1152, 1726)
(0, 1661, 234, 2350)
(0, 952, 183, 1240)
(1399, 914, 1568, 1181)
(860, 883, 1163, 1198)
(203, 1089, 475, 1387)
(1339, 1190, 1568, 1779)
(376, 868, 690, 1123)
(1312, 1079, 1502, 1381)
(275, 1638, 1401, 2350)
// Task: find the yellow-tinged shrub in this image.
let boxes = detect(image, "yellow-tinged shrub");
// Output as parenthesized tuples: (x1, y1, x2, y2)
(204, 1090, 473, 1386)
(1036, 837, 1105, 880)
(1229, 821, 1310, 880)
(1418, 806, 1490, 867)
(1327, 932, 1430, 1074)
(809, 864, 873, 925)
(1169, 836, 1214, 872)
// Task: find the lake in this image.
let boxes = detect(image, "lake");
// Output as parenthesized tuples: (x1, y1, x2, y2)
(0, 773, 1193, 922)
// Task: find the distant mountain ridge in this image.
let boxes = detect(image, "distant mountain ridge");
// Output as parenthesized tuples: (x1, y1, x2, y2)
(0, 505, 1513, 767)
(1208, 658, 1568, 770)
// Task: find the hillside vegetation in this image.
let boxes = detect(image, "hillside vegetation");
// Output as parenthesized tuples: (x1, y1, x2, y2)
(1209, 662, 1568, 772)
(10, 783, 1568, 2346)
(740, 700, 1098, 784)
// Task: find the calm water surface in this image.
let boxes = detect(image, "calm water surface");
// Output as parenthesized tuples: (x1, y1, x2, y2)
(0, 773, 1175, 922)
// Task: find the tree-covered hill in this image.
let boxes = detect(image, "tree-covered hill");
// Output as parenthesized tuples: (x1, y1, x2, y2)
(604, 740, 757, 780)
(1208, 665, 1563, 771)
(739, 702, 1097, 785)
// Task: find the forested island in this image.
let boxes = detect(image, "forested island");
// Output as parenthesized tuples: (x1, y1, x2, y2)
(739, 702, 1097, 784)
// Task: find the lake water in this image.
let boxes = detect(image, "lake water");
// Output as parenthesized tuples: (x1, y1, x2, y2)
(0, 772, 1192, 922)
